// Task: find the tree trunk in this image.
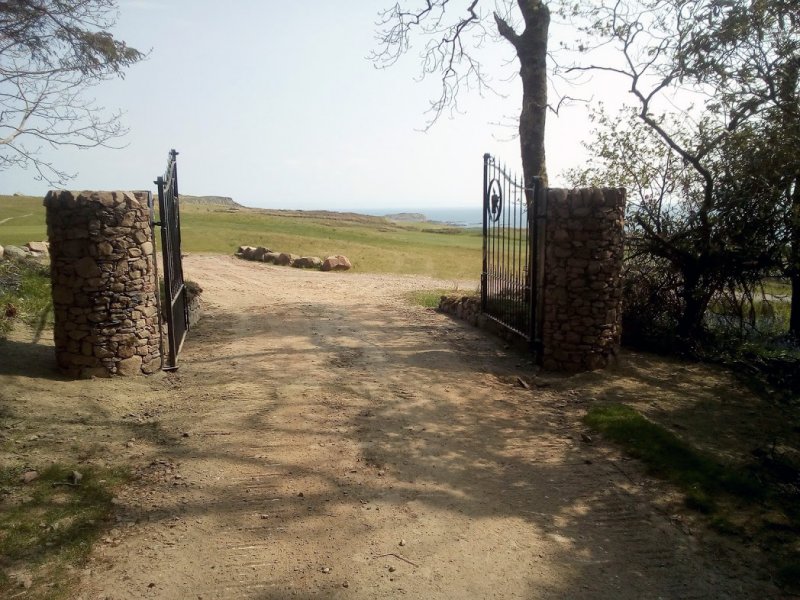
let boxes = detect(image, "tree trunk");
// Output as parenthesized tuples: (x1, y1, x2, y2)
(494, 1, 550, 191)
(677, 266, 709, 341)
(516, 1, 550, 189)
(790, 176, 800, 339)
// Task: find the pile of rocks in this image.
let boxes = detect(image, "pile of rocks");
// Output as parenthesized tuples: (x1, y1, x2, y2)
(236, 246, 352, 272)
(44, 190, 162, 378)
(0, 241, 50, 261)
(438, 295, 482, 326)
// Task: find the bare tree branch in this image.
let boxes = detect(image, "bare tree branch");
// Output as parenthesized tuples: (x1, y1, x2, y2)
(0, 0, 145, 184)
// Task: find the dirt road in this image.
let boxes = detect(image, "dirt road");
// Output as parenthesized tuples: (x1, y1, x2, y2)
(66, 255, 773, 599)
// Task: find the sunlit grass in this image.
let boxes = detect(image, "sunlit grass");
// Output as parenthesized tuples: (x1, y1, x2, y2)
(177, 205, 482, 279)
(406, 289, 451, 308)
(1, 196, 483, 280)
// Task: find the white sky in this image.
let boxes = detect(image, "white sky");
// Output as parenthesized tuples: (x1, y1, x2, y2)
(1, 1, 627, 210)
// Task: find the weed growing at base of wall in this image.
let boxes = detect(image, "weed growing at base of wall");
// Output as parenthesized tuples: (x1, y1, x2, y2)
(0, 257, 53, 338)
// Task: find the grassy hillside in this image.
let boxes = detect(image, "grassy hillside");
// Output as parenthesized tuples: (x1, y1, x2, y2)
(0, 195, 482, 280)
(0, 195, 47, 246)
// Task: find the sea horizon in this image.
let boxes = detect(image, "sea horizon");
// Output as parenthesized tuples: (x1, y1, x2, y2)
(342, 206, 484, 228)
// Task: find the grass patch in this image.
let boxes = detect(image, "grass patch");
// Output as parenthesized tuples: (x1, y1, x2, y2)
(0, 195, 46, 247)
(584, 404, 762, 511)
(407, 287, 479, 308)
(586, 403, 800, 592)
(0, 257, 53, 338)
(0, 464, 130, 598)
(407, 289, 451, 308)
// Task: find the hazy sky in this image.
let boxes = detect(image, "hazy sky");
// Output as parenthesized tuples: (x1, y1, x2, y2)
(2, 1, 620, 210)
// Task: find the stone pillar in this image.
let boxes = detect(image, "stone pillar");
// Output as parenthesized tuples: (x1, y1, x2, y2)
(44, 191, 161, 378)
(541, 188, 625, 371)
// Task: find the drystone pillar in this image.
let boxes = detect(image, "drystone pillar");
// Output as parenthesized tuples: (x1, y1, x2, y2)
(541, 188, 625, 371)
(44, 191, 161, 377)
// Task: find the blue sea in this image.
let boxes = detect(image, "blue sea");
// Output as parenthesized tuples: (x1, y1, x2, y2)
(349, 207, 484, 228)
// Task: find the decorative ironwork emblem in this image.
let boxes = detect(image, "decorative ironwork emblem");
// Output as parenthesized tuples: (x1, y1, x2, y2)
(487, 178, 503, 222)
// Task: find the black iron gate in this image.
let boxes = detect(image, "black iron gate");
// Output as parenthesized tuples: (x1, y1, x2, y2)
(155, 149, 188, 370)
(481, 153, 547, 351)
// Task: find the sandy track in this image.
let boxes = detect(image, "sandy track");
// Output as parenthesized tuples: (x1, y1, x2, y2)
(76, 255, 776, 599)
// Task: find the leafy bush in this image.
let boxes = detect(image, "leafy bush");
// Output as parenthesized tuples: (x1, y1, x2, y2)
(620, 257, 683, 352)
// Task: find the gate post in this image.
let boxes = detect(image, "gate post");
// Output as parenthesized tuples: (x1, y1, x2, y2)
(541, 188, 625, 371)
(44, 191, 162, 377)
(530, 178, 547, 354)
(481, 153, 490, 313)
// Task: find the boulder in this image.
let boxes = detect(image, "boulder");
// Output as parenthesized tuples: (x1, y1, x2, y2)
(236, 245, 256, 259)
(275, 252, 299, 266)
(26, 241, 49, 255)
(3, 245, 29, 260)
(293, 256, 323, 269)
(321, 255, 352, 272)
(252, 246, 271, 261)
(263, 252, 280, 264)
(0, 245, 4, 260)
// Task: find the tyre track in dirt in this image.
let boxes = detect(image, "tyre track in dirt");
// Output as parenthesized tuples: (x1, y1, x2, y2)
(79, 255, 778, 599)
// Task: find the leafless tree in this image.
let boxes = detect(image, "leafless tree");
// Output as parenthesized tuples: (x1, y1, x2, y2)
(0, 0, 144, 184)
(372, 1, 552, 186)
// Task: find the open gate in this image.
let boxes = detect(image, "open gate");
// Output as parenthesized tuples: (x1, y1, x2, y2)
(155, 149, 188, 370)
(481, 153, 547, 352)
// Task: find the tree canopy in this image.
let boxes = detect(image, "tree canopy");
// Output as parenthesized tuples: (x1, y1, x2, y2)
(567, 0, 799, 340)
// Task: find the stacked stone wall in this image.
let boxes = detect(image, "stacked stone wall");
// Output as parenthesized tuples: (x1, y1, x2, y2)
(44, 191, 161, 377)
(541, 188, 625, 371)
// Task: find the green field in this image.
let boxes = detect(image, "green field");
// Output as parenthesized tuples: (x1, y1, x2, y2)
(0, 195, 47, 246)
(0, 195, 483, 280)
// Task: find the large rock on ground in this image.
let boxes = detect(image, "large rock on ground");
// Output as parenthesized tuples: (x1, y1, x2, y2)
(293, 256, 323, 269)
(263, 252, 280, 264)
(0, 245, 4, 260)
(321, 255, 352, 272)
(236, 245, 256, 259)
(3, 245, 29, 260)
(275, 252, 299, 266)
(26, 241, 49, 255)
(252, 246, 271, 261)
